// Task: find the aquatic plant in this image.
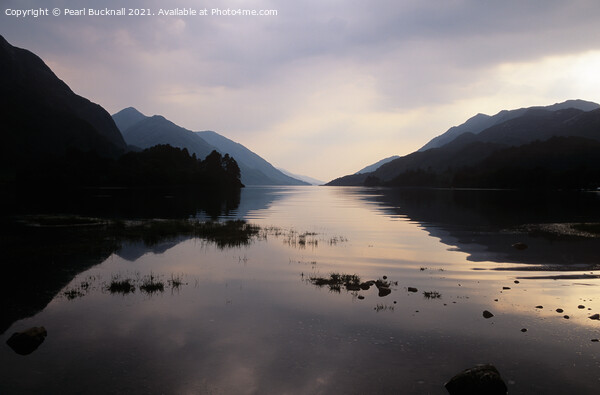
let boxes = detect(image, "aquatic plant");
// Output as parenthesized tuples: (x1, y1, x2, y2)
(108, 278, 135, 294)
(168, 274, 186, 290)
(423, 291, 442, 299)
(308, 273, 361, 288)
(374, 304, 394, 312)
(64, 289, 85, 300)
(573, 223, 600, 235)
(108, 219, 261, 248)
(140, 273, 165, 294)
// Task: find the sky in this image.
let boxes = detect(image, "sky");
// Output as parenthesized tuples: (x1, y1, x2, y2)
(2, 0, 600, 182)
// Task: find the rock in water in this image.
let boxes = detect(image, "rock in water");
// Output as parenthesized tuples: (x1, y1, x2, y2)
(445, 364, 508, 395)
(6, 326, 47, 355)
(512, 242, 528, 250)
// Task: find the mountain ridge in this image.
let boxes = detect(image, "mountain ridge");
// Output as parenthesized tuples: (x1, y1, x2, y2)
(0, 34, 127, 179)
(112, 108, 309, 186)
(327, 101, 600, 189)
(419, 99, 599, 152)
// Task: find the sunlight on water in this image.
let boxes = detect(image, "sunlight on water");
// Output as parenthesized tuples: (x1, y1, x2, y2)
(2, 186, 600, 394)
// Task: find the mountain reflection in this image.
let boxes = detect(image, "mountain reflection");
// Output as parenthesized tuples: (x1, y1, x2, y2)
(0, 187, 250, 334)
(341, 188, 600, 268)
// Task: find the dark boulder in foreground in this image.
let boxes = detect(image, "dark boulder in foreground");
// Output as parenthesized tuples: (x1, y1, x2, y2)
(445, 364, 508, 395)
(6, 326, 47, 355)
(483, 310, 494, 319)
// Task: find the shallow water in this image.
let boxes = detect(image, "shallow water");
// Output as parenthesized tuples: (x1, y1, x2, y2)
(2, 186, 600, 394)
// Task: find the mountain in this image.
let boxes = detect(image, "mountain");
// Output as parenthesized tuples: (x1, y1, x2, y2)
(356, 156, 400, 174)
(196, 131, 309, 186)
(0, 35, 126, 178)
(113, 108, 215, 159)
(113, 108, 308, 186)
(111, 106, 147, 132)
(419, 99, 599, 152)
(327, 102, 600, 189)
(277, 168, 324, 185)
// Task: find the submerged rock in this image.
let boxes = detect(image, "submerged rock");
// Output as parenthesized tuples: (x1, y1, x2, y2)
(407, 287, 418, 293)
(445, 364, 508, 395)
(6, 326, 47, 355)
(512, 242, 528, 250)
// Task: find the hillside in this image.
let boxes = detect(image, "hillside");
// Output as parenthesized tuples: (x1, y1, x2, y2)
(327, 103, 600, 189)
(0, 35, 126, 181)
(113, 108, 308, 186)
(355, 156, 400, 174)
(119, 114, 216, 160)
(197, 131, 309, 186)
(419, 99, 599, 152)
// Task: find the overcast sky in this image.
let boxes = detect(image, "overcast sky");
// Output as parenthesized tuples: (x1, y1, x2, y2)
(3, 0, 600, 181)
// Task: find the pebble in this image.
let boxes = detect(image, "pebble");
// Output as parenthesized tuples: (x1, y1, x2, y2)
(556, 308, 564, 313)
(589, 314, 600, 320)
(521, 328, 527, 332)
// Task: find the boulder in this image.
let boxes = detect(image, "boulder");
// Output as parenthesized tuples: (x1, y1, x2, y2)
(6, 326, 47, 355)
(445, 364, 508, 395)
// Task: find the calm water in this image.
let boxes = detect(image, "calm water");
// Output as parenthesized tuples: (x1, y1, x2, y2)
(2, 186, 600, 394)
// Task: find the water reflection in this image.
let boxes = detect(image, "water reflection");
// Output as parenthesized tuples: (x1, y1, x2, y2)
(3, 186, 242, 219)
(341, 188, 600, 267)
(2, 186, 600, 394)
(0, 185, 253, 335)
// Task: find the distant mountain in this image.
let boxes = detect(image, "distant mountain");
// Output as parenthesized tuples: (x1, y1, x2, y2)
(0, 35, 126, 178)
(196, 131, 309, 186)
(277, 168, 324, 185)
(113, 108, 308, 186)
(112, 107, 147, 133)
(419, 99, 599, 152)
(356, 156, 400, 174)
(327, 103, 600, 189)
(115, 110, 216, 160)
